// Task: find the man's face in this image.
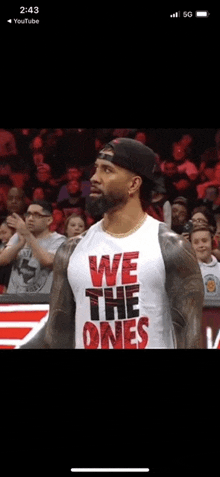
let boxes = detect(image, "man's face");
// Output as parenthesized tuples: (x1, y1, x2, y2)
(191, 230, 212, 264)
(7, 188, 25, 214)
(67, 180, 81, 196)
(172, 143, 185, 161)
(87, 151, 134, 217)
(67, 168, 82, 181)
(25, 204, 52, 234)
(204, 187, 218, 203)
(172, 204, 188, 226)
(33, 187, 45, 201)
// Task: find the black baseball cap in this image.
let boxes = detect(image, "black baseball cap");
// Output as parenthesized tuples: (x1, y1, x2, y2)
(98, 138, 157, 183)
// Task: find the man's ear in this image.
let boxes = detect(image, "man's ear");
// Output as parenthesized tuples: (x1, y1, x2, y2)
(128, 175, 143, 197)
(47, 216, 54, 227)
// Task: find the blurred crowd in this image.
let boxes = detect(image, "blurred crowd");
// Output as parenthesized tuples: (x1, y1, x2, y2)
(0, 127, 220, 304)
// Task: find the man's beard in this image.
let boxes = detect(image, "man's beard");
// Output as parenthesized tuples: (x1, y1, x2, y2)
(86, 190, 127, 218)
(171, 221, 185, 234)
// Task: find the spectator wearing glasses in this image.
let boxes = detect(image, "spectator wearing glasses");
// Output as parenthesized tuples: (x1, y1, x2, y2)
(181, 205, 218, 248)
(191, 206, 216, 235)
(0, 200, 65, 294)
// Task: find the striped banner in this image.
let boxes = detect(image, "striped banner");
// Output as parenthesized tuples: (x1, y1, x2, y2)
(0, 304, 49, 349)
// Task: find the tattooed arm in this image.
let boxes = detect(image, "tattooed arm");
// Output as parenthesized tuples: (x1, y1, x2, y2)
(20, 234, 87, 349)
(159, 224, 204, 349)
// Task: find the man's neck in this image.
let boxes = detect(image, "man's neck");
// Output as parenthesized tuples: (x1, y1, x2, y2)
(33, 229, 52, 240)
(103, 199, 147, 235)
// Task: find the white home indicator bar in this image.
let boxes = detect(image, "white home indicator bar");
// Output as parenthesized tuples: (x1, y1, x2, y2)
(71, 470, 150, 473)
(195, 11, 210, 17)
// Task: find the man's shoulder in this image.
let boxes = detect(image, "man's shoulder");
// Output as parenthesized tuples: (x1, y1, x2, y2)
(54, 221, 102, 267)
(158, 222, 186, 243)
(50, 231, 66, 241)
(42, 231, 66, 247)
(158, 222, 198, 272)
(54, 230, 89, 271)
(158, 223, 204, 316)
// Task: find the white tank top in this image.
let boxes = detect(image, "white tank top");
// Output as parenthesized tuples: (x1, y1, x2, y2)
(67, 214, 175, 349)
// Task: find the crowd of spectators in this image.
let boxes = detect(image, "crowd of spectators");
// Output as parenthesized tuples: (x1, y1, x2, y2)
(1, 127, 220, 302)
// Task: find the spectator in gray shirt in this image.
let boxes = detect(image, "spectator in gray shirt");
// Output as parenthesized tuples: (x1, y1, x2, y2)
(0, 200, 65, 294)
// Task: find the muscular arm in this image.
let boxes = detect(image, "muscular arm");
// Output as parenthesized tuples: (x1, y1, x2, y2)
(20, 233, 87, 349)
(159, 223, 204, 348)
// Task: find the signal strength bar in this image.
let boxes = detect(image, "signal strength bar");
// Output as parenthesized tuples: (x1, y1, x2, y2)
(170, 11, 180, 17)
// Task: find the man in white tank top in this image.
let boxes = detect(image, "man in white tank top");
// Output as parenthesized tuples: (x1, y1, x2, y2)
(20, 138, 204, 349)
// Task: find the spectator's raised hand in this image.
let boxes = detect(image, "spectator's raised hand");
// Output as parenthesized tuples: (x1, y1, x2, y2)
(6, 213, 29, 239)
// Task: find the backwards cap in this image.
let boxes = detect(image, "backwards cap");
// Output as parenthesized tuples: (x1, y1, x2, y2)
(98, 138, 157, 183)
